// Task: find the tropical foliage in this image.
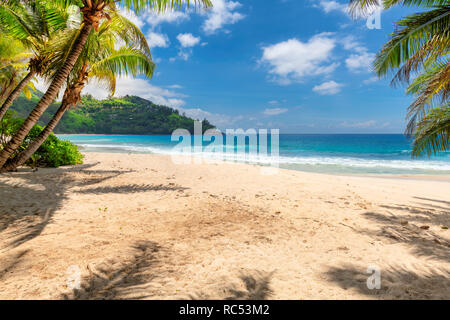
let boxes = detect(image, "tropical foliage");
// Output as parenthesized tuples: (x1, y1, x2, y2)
(0, 0, 212, 171)
(1, 110, 83, 168)
(1, 8, 156, 171)
(0, 35, 36, 104)
(0, 0, 74, 119)
(349, 0, 450, 156)
(11, 93, 215, 134)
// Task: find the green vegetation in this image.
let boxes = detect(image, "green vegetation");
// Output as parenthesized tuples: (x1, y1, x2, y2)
(11, 92, 215, 134)
(349, 0, 449, 156)
(0, 0, 74, 120)
(0, 0, 212, 172)
(25, 124, 84, 168)
(1, 111, 83, 168)
(0, 34, 36, 104)
(1, 7, 156, 171)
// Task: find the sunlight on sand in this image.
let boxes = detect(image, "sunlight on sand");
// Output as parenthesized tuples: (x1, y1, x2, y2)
(0, 153, 449, 299)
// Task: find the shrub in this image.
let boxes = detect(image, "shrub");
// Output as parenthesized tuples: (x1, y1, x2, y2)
(23, 125, 84, 168)
(1, 111, 84, 168)
(0, 111, 24, 146)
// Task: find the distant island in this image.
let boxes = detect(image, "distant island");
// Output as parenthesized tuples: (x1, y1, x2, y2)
(11, 92, 215, 135)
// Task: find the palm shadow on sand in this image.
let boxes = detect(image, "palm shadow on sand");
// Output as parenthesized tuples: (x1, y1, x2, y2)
(62, 240, 161, 300)
(325, 196, 450, 299)
(188, 270, 275, 300)
(362, 197, 450, 263)
(325, 263, 450, 299)
(224, 271, 274, 300)
(0, 163, 128, 250)
(0, 249, 29, 281)
(76, 184, 188, 194)
(0, 163, 188, 251)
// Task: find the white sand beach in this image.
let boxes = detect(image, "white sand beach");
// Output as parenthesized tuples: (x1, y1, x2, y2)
(0, 153, 449, 299)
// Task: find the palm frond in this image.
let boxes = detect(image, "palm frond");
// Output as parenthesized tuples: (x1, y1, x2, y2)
(90, 46, 155, 79)
(412, 103, 450, 156)
(99, 9, 151, 57)
(405, 59, 450, 135)
(373, 5, 450, 78)
(349, 0, 449, 17)
(116, 0, 212, 13)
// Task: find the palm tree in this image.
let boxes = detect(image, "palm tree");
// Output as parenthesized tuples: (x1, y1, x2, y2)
(412, 103, 449, 155)
(0, 34, 36, 103)
(1, 13, 155, 172)
(0, 0, 212, 169)
(349, 0, 449, 156)
(408, 59, 449, 155)
(0, 0, 73, 120)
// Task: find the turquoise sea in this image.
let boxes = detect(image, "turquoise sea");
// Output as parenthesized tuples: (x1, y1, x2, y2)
(59, 134, 450, 176)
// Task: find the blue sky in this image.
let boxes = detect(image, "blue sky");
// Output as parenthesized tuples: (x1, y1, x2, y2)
(82, 0, 418, 133)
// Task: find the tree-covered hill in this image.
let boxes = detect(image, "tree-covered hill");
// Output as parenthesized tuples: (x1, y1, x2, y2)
(10, 93, 215, 134)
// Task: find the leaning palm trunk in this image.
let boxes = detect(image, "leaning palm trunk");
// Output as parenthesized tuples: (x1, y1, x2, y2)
(0, 70, 35, 121)
(0, 73, 16, 104)
(1, 73, 87, 172)
(1, 100, 69, 172)
(0, 22, 93, 169)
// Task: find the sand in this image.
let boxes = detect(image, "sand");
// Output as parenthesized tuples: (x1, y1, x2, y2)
(0, 152, 449, 300)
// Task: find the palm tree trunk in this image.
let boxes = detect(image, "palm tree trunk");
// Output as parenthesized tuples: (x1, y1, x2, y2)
(0, 70, 36, 121)
(0, 22, 93, 169)
(0, 75, 16, 104)
(1, 101, 70, 172)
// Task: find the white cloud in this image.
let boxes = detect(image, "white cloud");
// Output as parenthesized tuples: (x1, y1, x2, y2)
(172, 34, 202, 61)
(177, 51, 191, 61)
(81, 77, 244, 128)
(341, 35, 362, 51)
(346, 51, 375, 73)
(178, 107, 243, 128)
(177, 33, 201, 47)
(268, 100, 280, 105)
(339, 120, 377, 128)
(314, 0, 349, 14)
(363, 76, 379, 84)
(202, 0, 245, 34)
(261, 34, 338, 84)
(167, 84, 183, 89)
(147, 32, 169, 48)
(145, 10, 189, 27)
(83, 77, 187, 108)
(263, 108, 289, 116)
(340, 35, 376, 73)
(119, 8, 145, 28)
(313, 81, 342, 95)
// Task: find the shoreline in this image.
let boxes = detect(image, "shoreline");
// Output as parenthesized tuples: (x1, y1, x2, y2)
(1, 152, 449, 299)
(56, 133, 408, 136)
(57, 135, 450, 178)
(76, 151, 450, 182)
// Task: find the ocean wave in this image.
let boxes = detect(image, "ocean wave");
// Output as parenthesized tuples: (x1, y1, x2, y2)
(78, 143, 172, 153)
(78, 143, 450, 172)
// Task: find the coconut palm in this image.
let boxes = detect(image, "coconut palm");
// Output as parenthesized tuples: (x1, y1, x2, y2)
(0, 0, 212, 169)
(0, 33, 36, 103)
(412, 103, 450, 155)
(1, 14, 155, 171)
(349, 0, 449, 155)
(408, 58, 449, 155)
(0, 0, 73, 120)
